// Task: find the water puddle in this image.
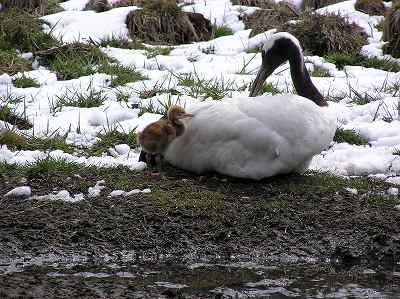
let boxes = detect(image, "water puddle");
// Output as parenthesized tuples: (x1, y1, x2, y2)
(1, 254, 400, 298)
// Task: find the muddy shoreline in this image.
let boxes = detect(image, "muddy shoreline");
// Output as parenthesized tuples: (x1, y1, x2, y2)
(1, 166, 400, 297)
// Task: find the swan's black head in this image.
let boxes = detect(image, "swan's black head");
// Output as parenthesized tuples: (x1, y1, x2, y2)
(249, 32, 303, 97)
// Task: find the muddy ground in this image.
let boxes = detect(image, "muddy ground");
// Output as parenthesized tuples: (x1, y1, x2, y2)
(1, 164, 400, 297)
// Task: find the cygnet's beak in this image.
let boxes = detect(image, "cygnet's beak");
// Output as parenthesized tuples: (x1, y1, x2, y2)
(177, 113, 194, 119)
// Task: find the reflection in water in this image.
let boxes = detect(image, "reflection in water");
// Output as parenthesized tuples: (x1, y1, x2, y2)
(1, 254, 400, 298)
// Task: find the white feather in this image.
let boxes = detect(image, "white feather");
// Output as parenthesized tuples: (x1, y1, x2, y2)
(164, 95, 337, 180)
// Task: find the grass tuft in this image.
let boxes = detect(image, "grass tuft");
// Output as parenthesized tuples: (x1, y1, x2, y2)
(0, 103, 32, 130)
(98, 63, 147, 87)
(53, 84, 107, 112)
(26, 158, 80, 178)
(0, 8, 59, 52)
(310, 65, 331, 77)
(0, 129, 27, 149)
(126, 0, 212, 45)
(334, 128, 369, 145)
(261, 82, 281, 95)
(0, 50, 32, 75)
(84, 0, 111, 12)
(0, 130, 74, 153)
(88, 130, 136, 156)
(38, 43, 109, 80)
(12, 75, 40, 88)
(278, 12, 367, 57)
(177, 73, 242, 100)
(355, 0, 385, 15)
(98, 36, 146, 50)
(213, 25, 233, 38)
(325, 52, 400, 72)
(145, 46, 173, 58)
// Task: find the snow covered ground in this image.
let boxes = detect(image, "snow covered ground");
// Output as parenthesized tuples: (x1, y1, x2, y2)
(1, 0, 400, 185)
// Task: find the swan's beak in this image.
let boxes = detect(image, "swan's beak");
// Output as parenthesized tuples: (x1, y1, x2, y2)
(249, 65, 274, 97)
(177, 113, 194, 119)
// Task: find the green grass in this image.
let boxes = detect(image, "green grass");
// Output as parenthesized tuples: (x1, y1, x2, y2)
(98, 36, 146, 50)
(98, 63, 147, 87)
(177, 73, 242, 100)
(23, 136, 75, 154)
(334, 128, 369, 145)
(53, 85, 107, 112)
(310, 65, 331, 77)
(213, 25, 234, 38)
(325, 52, 400, 72)
(0, 8, 59, 52)
(87, 130, 137, 156)
(12, 75, 40, 88)
(46, 45, 108, 80)
(0, 130, 75, 153)
(0, 105, 32, 130)
(0, 49, 32, 75)
(26, 158, 81, 178)
(145, 46, 173, 58)
(261, 82, 281, 95)
(0, 130, 27, 150)
(46, 0, 65, 15)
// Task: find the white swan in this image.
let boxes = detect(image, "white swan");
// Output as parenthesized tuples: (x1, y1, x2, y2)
(163, 32, 337, 180)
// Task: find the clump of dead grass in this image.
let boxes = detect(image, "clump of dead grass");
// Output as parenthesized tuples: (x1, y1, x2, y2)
(300, 0, 346, 10)
(278, 11, 367, 56)
(0, 0, 63, 16)
(244, 1, 298, 37)
(126, 0, 212, 45)
(84, 0, 111, 12)
(0, 50, 32, 75)
(355, 0, 385, 15)
(112, 0, 147, 7)
(382, 5, 400, 58)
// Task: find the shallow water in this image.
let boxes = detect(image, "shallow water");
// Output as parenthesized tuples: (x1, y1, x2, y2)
(1, 253, 400, 298)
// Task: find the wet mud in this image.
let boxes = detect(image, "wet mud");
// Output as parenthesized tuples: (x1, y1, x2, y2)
(1, 166, 400, 297)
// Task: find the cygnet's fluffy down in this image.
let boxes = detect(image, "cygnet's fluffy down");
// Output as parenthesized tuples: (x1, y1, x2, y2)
(164, 95, 336, 180)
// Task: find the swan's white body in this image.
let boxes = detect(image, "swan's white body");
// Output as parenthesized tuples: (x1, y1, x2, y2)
(164, 95, 336, 180)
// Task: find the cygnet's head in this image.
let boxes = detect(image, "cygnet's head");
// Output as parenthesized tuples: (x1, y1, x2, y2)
(250, 32, 303, 97)
(167, 105, 194, 124)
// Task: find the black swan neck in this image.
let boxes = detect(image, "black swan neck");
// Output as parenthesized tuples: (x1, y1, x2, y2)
(289, 53, 327, 107)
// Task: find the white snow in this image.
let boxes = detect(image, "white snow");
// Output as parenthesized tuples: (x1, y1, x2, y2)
(32, 190, 84, 202)
(0, 0, 400, 182)
(110, 190, 126, 197)
(88, 180, 106, 198)
(388, 188, 399, 196)
(5, 186, 32, 198)
(109, 188, 151, 197)
(42, 7, 139, 43)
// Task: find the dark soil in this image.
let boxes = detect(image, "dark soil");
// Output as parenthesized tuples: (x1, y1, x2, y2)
(1, 165, 400, 297)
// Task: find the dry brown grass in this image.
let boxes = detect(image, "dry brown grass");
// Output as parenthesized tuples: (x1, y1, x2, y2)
(244, 1, 298, 37)
(382, 5, 400, 57)
(278, 11, 368, 56)
(355, 0, 385, 15)
(0, 0, 57, 16)
(112, 0, 148, 7)
(300, 0, 345, 10)
(126, 0, 212, 45)
(84, 0, 111, 12)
